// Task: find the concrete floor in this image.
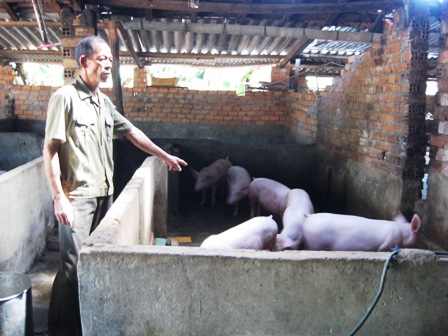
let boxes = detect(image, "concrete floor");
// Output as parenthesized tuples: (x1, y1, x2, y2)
(26, 194, 251, 335)
(26, 230, 59, 336)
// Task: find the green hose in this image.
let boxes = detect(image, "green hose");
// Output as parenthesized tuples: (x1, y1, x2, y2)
(348, 248, 447, 335)
(347, 248, 400, 336)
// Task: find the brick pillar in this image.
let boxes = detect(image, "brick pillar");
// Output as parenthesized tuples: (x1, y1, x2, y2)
(134, 66, 148, 88)
(422, 0, 448, 250)
(0, 66, 15, 118)
(430, 1, 448, 176)
(270, 64, 290, 90)
(133, 67, 148, 115)
(61, 11, 96, 85)
(399, 4, 430, 216)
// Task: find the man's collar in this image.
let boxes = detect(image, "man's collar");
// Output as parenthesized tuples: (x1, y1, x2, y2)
(74, 76, 102, 103)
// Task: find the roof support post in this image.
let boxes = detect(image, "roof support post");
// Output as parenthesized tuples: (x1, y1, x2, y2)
(107, 21, 124, 115)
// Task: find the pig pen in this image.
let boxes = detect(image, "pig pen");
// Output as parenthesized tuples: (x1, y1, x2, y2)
(0, 132, 54, 274)
(79, 152, 448, 336)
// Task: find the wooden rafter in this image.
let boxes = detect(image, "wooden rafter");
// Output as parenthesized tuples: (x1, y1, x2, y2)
(117, 21, 143, 69)
(82, 0, 404, 15)
(279, 0, 348, 67)
(47, 0, 62, 16)
(0, 2, 19, 21)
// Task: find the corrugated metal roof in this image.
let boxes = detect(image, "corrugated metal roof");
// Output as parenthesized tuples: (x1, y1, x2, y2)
(0, 0, 442, 76)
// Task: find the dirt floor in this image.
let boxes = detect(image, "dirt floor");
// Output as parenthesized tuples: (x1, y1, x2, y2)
(167, 193, 260, 246)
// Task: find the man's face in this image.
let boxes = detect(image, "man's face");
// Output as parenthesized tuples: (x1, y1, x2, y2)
(85, 41, 113, 84)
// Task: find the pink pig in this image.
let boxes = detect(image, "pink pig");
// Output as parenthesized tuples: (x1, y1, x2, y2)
(248, 178, 290, 218)
(192, 158, 232, 206)
(275, 189, 314, 251)
(226, 166, 251, 216)
(301, 212, 422, 251)
(200, 215, 278, 250)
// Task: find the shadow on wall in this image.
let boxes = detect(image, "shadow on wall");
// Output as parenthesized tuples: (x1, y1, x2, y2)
(113, 137, 316, 203)
(0, 132, 44, 171)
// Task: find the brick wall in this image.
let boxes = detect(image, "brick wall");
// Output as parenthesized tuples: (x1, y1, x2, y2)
(430, 0, 448, 176)
(424, 0, 448, 250)
(0, 65, 288, 129)
(13, 85, 56, 121)
(285, 90, 318, 142)
(103, 67, 287, 127)
(316, 7, 426, 178)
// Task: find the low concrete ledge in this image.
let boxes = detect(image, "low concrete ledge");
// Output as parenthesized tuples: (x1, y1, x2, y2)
(84, 156, 168, 247)
(79, 245, 448, 336)
(0, 157, 55, 273)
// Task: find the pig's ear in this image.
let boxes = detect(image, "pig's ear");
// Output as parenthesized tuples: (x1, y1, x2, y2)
(411, 214, 421, 232)
(191, 168, 198, 178)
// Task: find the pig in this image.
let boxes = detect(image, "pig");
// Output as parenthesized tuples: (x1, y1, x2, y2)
(275, 188, 314, 251)
(248, 177, 290, 218)
(301, 212, 422, 252)
(200, 215, 278, 250)
(0, 170, 6, 175)
(226, 166, 251, 216)
(192, 157, 233, 206)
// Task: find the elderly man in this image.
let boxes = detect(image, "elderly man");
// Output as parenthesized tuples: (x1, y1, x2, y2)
(43, 35, 187, 335)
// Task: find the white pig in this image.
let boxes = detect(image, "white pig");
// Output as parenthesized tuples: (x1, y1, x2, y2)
(301, 212, 422, 252)
(226, 166, 251, 216)
(248, 177, 290, 218)
(192, 157, 233, 206)
(200, 215, 278, 250)
(275, 188, 314, 251)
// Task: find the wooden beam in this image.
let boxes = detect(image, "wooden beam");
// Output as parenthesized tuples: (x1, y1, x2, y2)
(278, 0, 304, 26)
(0, 50, 59, 55)
(0, 2, 19, 21)
(0, 48, 283, 60)
(107, 20, 124, 115)
(0, 20, 108, 29)
(124, 20, 382, 43)
(68, 0, 82, 13)
(278, 4, 345, 67)
(117, 21, 143, 68)
(48, 0, 62, 16)
(0, 21, 62, 28)
(278, 39, 311, 68)
(371, 12, 386, 33)
(82, 0, 404, 15)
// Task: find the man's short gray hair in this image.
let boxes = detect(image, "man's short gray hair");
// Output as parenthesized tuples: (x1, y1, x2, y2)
(75, 35, 109, 68)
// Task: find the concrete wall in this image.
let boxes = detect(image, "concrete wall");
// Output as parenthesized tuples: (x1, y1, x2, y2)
(0, 156, 55, 273)
(79, 247, 447, 336)
(85, 156, 168, 245)
(114, 138, 316, 202)
(79, 157, 448, 336)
